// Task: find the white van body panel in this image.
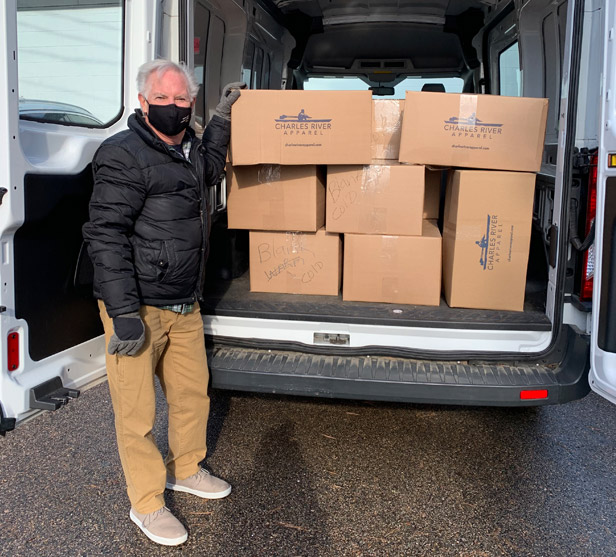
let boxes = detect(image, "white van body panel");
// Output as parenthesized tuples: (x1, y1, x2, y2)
(0, 0, 156, 423)
(205, 316, 553, 353)
(589, 0, 616, 405)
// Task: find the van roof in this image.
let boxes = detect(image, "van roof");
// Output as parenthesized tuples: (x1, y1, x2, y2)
(266, 0, 496, 80)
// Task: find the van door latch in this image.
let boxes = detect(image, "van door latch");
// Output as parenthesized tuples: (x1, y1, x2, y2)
(313, 333, 350, 346)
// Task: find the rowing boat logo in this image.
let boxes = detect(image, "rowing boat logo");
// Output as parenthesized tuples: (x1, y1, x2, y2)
(444, 113, 503, 127)
(275, 109, 332, 123)
(475, 215, 491, 270)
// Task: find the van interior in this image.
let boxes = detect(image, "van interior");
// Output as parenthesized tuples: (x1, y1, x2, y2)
(190, 0, 591, 355)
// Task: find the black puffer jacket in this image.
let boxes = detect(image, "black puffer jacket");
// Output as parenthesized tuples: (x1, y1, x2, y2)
(82, 110, 229, 318)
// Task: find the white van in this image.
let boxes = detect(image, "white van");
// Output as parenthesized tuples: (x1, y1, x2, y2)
(1, 0, 614, 433)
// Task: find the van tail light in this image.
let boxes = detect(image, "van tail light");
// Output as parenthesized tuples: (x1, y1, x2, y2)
(579, 153, 598, 302)
(7, 332, 19, 371)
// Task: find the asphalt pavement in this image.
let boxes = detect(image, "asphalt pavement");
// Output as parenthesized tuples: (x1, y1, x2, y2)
(0, 378, 615, 557)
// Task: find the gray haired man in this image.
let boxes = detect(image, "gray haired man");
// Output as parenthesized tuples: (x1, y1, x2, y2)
(83, 59, 245, 546)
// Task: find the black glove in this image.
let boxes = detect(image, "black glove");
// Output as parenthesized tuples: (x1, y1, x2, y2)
(214, 82, 247, 121)
(108, 312, 145, 356)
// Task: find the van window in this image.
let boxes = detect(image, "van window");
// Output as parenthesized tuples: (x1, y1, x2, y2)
(16, 0, 123, 127)
(252, 46, 264, 89)
(205, 14, 225, 123)
(193, 1, 211, 133)
(499, 42, 522, 96)
(193, 2, 225, 133)
(304, 76, 464, 97)
(242, 40, 274, 90)
(263, 53, 271, 89)
(242, 41, 255, 86)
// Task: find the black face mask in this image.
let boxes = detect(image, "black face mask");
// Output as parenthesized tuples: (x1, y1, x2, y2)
(145, 101, 192, 136)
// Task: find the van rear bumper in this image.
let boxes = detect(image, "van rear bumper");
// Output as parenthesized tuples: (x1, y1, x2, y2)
(208, 326, 590, 406)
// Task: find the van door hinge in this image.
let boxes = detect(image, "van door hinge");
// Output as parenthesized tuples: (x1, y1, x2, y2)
(29, 377, 80, 411)
(0, 188, 7, 205)
(572, 147, 595, 173)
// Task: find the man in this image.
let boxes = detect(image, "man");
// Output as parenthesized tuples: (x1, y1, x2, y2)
(82, 59, 245, 546)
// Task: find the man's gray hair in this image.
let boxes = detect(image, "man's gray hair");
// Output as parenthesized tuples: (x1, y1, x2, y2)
(137, 59, 200, 100)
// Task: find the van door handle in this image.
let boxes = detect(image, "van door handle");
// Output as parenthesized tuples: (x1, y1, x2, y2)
(216, 174, 227, 212)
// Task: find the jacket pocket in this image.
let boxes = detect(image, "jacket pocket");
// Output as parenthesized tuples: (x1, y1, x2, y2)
(157, 240, 178, 283)
(133, 238, 166, 282)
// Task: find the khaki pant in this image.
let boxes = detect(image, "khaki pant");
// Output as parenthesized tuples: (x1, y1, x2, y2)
(98, 301, 210, 514)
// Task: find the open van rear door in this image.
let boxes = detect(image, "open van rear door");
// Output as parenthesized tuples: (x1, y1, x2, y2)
(0, 0, 154, 430)
(589, 1, 616, 405)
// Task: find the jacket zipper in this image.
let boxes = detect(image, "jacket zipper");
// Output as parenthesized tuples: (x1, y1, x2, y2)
(186, 145, 207, 302)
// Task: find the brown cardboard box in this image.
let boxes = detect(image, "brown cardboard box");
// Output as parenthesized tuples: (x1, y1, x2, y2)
(372, 100, 404, 160)
(230, 90, 372, 165)
(249, 228, 341, 295)
(343, 220, 442, 306)
(442, 170, 536, 311)
(424, 168, 442, 219)
(326, 162, 424, 236)
(399, 92, 548, 172)
(227, 164, 325, 232)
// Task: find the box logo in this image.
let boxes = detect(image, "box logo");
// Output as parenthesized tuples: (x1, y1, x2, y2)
(444, 112, 503, 139)
(275, 109, 332, 136)
(475, 214, 503, 270)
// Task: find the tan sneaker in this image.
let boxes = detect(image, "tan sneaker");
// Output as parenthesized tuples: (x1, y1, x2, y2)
(166, 468, 232, 499)
(129, 506, 188, 546)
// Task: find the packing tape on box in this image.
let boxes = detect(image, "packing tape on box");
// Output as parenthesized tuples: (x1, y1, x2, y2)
(361, 206, 388, 233)
(361, 164, 390, 193)
(361, 166, 390, 231)
(285, 231, 307, 254)
(380, 235, 399, 262)
(258, 165, 283, 227)
(282, 232, 320, 290)
(257, 164, 281, 184)
(375, 103, 403, 133)
(458, 94, 478, 131)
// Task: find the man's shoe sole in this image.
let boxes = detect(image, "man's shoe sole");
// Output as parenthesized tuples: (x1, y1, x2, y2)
(165, 481, 232, 499)
(129, 509, 188, 546)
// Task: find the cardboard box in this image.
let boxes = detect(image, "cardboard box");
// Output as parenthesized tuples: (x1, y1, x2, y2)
(442, 170, 536, 311)
(343, 220, 442, 306)
(231, 90, 372, 165)
(399, 92, 548, 172)
(424, 168, 442, 220)
(249, 228, 341, 295)
(326, 162, 424, 235)
(372, 100, 404, 160)
(227, 164, 325, 232)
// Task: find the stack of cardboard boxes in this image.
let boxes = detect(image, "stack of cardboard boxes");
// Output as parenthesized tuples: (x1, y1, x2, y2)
(227, 90, 372, 296)
(227, 89, 548, 312)
(330, 99, 443, 306)
(399, 91, 547, 311)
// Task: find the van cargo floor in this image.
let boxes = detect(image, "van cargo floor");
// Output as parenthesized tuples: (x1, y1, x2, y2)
(201, 274, 551, 331)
